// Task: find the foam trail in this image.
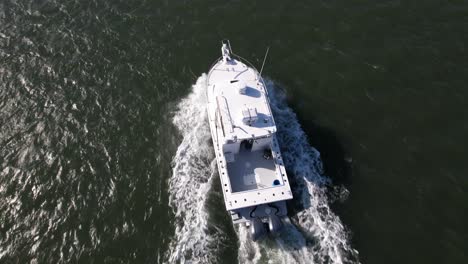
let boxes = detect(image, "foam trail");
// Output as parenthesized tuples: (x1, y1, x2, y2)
(167, 74, 358, 264)
(167, 75, 220, 263)
(238, 80, 359, 264)
(236, 225, 261, 264)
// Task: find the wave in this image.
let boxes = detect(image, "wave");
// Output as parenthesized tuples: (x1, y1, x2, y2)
(167, 75, 359, 264)
(167, 75, 222, 263)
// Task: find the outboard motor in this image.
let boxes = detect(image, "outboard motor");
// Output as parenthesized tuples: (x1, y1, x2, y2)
(250, 218, 266, 241)
(268, 215, 283, 234)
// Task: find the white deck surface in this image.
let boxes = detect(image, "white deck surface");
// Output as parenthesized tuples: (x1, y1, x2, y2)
(208, 60, 276, 141)
(207, 57, 293, 211)
(227, 147, 277, 192)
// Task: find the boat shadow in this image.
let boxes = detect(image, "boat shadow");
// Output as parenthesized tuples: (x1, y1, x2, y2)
(281, 112, 354, 252)
(302, 120, 352, 187)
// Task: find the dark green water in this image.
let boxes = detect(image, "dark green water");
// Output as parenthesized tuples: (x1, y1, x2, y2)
(1, 0, 467, 263)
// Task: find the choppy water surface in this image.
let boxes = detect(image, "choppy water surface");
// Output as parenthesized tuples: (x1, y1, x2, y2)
(1, 0, 467, 263)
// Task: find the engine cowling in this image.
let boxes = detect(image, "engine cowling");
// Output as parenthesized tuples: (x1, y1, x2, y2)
(268, 215, 283, 234)
(250, 218, 266, 241)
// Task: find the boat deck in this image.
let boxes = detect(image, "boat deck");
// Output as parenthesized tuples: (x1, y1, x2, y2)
(207, 56, 293, 211)
(227, 147, 278, 193)
(207, 59, 276, 141)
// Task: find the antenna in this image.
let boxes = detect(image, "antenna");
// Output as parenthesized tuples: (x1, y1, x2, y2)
(259, 46, 270, 77)
(227, 39, 233, 54)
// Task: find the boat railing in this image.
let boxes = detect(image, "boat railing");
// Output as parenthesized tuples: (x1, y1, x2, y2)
(207, 53, 264, 87)
(207, 43, 277, 129)
(207, 56, 223, 81)
(215, 97, 226, 137)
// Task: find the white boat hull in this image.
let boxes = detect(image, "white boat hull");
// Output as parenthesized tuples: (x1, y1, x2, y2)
(206, 41, 293, 239)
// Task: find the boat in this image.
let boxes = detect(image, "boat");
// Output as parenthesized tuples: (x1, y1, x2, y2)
(206, 40, 293, 240)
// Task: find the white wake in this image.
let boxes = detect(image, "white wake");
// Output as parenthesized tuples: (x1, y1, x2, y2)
(167, 75, 220, 263)
(167, 75, 359, 264)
